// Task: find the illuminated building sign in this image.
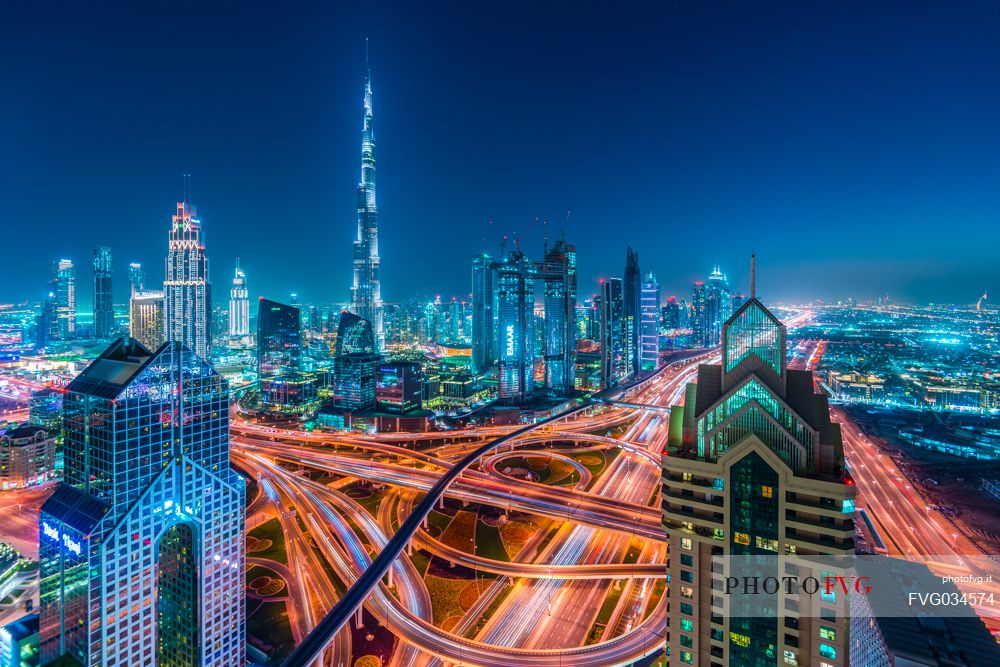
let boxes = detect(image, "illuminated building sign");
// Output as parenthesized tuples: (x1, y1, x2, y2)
(41, 521, 82, 556)
(42, 522, 59, 541)
(505, 324, 515, 357)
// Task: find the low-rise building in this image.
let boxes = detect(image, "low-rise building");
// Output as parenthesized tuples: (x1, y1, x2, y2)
(0, 426, 56, 489)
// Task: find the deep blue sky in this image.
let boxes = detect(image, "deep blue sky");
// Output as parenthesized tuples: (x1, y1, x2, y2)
(2, 1, 999, 308)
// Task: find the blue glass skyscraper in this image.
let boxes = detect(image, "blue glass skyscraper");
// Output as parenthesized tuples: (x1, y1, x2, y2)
(39, 337, 245, 666)
(495, 251, 535, 402)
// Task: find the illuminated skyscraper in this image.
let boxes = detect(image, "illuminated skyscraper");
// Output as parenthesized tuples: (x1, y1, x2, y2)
(703, 264, 732, 346)
(472, 253, 497, 373)
(129, 289, 165, 351)
(539, 237, 577, 393)
(639, 272, 660, 372)
(164, 181, 211, 359)
(691, 280, 707, 346)
(599, 277, 625, 389)
(350, 46, 384, 351)
(39, 337, 245, 666)
(257, 298, 301, 377)
(128, 261, 144, 294)
(333, 312, 380, 411)
(661, 295, 681, 330)
(92, 247, 114, 338)
(663, 264, 853, 667)
(53, 259, 76, 339)
(495, 251, 535, 402)
(229, 260, 249, 337)
(623, 246, 641, 375)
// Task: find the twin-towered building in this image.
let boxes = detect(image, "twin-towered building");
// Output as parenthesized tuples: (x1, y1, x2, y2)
(38, 338, 246, 666)
(663, 270, 855, 667)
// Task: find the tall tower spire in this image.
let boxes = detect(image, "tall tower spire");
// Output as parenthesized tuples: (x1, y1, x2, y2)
(350, 39, 384, 350)
(750, 253, 756, 299)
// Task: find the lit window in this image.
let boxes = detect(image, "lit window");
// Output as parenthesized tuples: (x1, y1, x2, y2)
(682, 472, 693, 482)
(784, 650, 798, 665)
(761, 485, 773, 498)
(680, 619, 693, 632)
(681, 538, 693, 550)
(820, 626, 836, 641)
(734, 532, 750, 545)
(680, 651, 693, 664)
(820, 644, 837, 660)
(755, 536, 778, 551)
(681, 586, 694, 599)
(730, 632, 750, 648)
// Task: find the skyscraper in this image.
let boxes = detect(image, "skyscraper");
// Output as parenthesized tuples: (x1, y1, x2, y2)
(333, 312, 380, 411)
(472, 253, 497, 373)
(92, 246, 113, 338)
(623, 246, 641, 375)
(39, 338, 245, 666)
(36, 286, 58, 349)
(53, 259, 75, 339)
(128, 261, 144, 294)
(257, 298, 301, 377)
(704, 264, 732, 346)
(229, 260, 250, 337)
(691, 280, 707, 346)
(129, 289, 165, 351)
(495, 251, 535, 402)
(350, 47, 384, 351)
(539, 237, 577, 393)
(164, 182, 211, 359)
(599, 277, 625, 389)
(662, 295, 681, 330)
(663, 267, 853, 667)
(639, 272, 660, 372)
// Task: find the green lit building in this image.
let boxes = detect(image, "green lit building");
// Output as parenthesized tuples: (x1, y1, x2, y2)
(663, 273, 854, 667)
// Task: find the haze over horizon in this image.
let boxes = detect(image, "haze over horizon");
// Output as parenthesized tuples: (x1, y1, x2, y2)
(2, 1, 998, 308)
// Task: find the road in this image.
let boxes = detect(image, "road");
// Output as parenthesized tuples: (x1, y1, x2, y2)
(231, 353, 717, 667)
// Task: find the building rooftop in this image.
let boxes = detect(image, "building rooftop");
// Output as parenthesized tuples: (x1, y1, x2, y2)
(65, 337, 155, 399)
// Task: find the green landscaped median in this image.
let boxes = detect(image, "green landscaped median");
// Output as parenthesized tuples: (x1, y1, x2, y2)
(248, 517, 288, 564)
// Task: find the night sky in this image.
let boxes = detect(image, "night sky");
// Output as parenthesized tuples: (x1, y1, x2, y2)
(3, 1, 999, 309)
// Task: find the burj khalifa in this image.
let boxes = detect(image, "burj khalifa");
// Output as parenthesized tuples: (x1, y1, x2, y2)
(350, 44, 385, 350)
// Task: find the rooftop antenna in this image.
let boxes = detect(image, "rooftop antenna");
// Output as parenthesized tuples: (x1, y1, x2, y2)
(543, 219, 549, 254)
(750, 253, 757, 299)
(562, 210, 570, 241)
(365, 36, 369, 66)
(500, 234, 508, 257)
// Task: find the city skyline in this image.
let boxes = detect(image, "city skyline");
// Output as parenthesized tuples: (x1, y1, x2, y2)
(3, 2, 1000, 307)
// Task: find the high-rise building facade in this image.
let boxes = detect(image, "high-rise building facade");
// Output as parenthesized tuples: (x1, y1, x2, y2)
(662, 295, 681, 330)
(257, 298, 301, 377)
(691, 280, 707, 346)
(128, 262, 144, 294)
(663, 287, 854, 667)
(350, 51, 384, 351)
(703, 264, 732, 347)
(164, 189, 211, 359)
(333, 312, 380, 411)
(129, 289, 165, 351)
(376, 361, 423, 414)
(229, 261, 250, 337)
(623, 246, 641, 375)
(599, 277, 625, 389)
(639, 272, 660, 372)
(495, 251, 535, 402)
(539, 237, 577, 393)
(39, 338, 245, 666)
(471, 253, 496, 374)
(92, 247, 114, 338)
(54, 259, 76, 339)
